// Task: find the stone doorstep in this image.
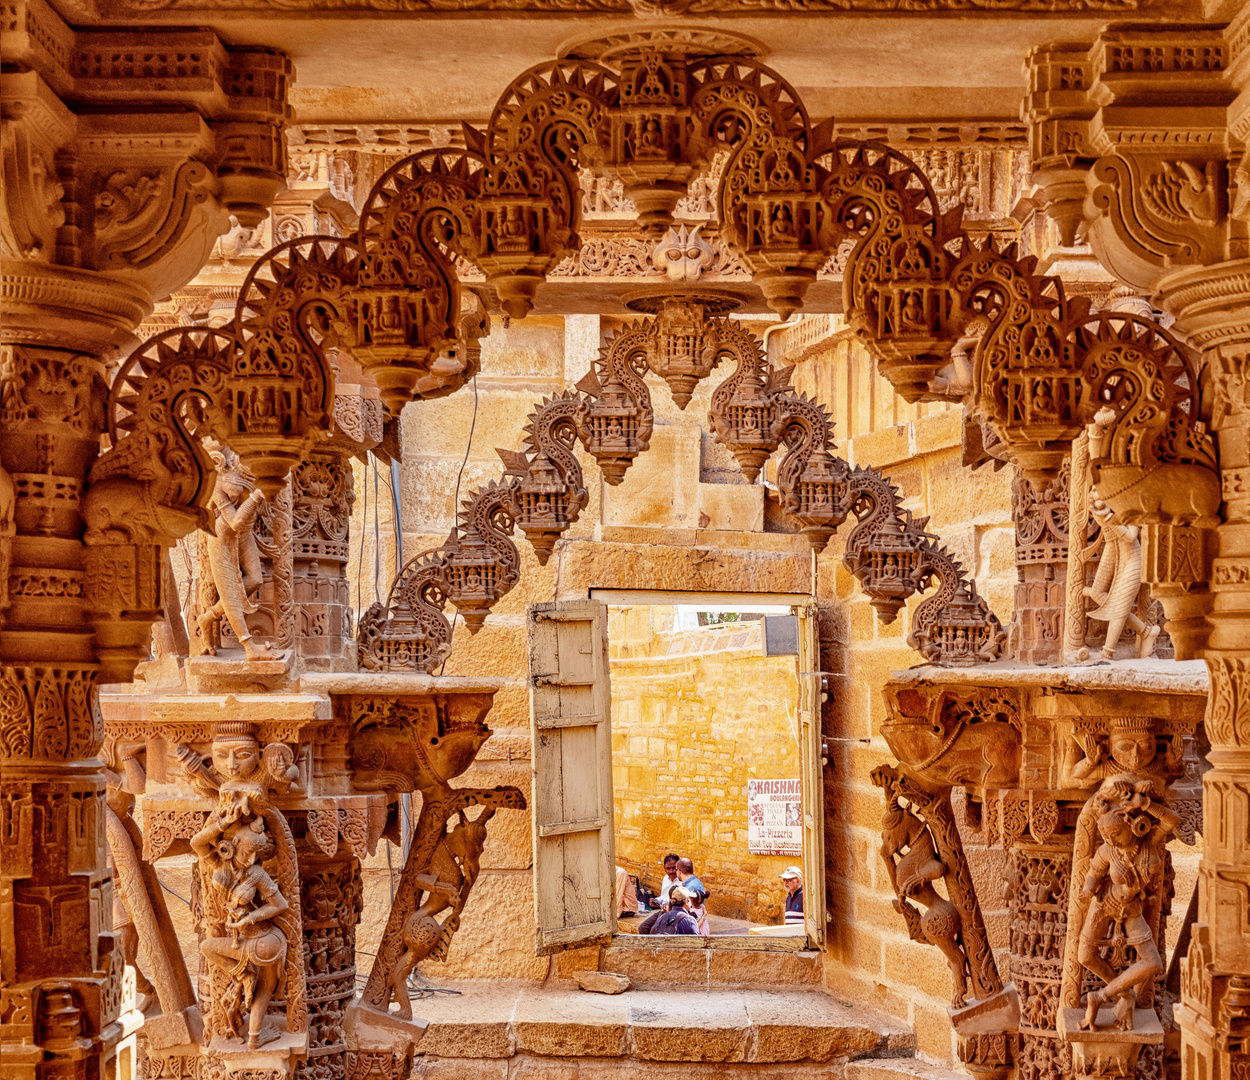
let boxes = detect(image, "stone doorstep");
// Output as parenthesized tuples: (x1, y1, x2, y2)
(597, 944, 820, 991)
(410, 985, 912, 1065)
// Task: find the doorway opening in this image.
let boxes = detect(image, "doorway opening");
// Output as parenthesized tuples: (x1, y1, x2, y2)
(595, 590, 824, 947)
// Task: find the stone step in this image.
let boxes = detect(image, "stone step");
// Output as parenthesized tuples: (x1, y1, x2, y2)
(598, 941, 823, 991)
(408, 984, 915, 1079)
(846, 1057, 970, 1080)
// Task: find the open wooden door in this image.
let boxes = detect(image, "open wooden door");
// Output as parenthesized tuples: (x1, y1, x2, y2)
(795, 603, 827, 947)
(528, 599, 616, 955)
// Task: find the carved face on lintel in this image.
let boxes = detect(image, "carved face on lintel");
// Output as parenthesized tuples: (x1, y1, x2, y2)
(1108, 726, 1156, 774)
(1067, 716, 1176, 791)
(213, 732, 262, 782)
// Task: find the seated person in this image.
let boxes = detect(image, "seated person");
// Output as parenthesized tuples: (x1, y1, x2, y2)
(652, 853, 680, 908)
(675, 857, 705, 898)
(780, 866, 804, 925)
(649, 886, 698, 935)
(638, 854, 682, 934)
(686, 886, 709, 936)
(616, 865, 639, 918)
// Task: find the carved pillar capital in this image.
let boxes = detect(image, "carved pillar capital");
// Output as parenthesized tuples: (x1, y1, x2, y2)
(1, 4, 292, 355)
(1025, 23, 1245, 301)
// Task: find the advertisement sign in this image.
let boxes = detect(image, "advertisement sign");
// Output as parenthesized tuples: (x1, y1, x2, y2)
(747, 778, 802, 856)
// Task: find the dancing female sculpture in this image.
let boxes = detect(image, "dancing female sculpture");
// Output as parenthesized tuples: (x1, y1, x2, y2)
(180, 722, 306, 1046)
(195, 446, 280, 661)
(192, 814, 291, 1048)
(1072, 777, 1177, 1031)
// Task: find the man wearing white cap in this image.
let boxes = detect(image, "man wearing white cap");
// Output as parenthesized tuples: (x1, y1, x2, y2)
(780, 866, 804, 925)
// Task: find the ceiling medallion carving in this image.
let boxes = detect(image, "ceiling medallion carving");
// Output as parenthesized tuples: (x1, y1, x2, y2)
(560, 26, 767, 62)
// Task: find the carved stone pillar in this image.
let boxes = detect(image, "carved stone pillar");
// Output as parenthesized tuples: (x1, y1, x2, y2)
(1009, 467, 1070, 665)
(1027, 15, 1250, 1080)
(292, 847, 363, 1080)
(291, 357, 383, 671)
(1167, 257, 1250, 1080)
(1026, 18, 1250, 1079)
(0, 9, 290, 1077)
(1009, 839, 1075, 1080)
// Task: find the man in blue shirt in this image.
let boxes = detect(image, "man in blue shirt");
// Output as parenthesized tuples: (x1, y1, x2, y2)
(676, 858, 705, 898)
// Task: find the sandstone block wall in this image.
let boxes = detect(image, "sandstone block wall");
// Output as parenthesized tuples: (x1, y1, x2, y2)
(608, 606, 802, 924)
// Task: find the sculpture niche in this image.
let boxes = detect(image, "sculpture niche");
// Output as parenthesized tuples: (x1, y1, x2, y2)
(179, 722, 305, 1051)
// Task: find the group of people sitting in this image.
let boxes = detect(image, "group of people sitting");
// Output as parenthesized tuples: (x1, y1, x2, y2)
(615, 855, 806, 935)
(616, 854, 709, 935)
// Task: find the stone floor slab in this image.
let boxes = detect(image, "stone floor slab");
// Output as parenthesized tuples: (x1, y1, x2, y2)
(406, 985, 521, 1058)
(513, 987, 630, 1057)
(627, 991, 751, 1062)
(744, 991, 887, 1062)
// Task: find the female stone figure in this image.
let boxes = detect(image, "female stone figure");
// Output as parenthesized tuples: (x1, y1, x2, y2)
(192, 814, 290, 1048)
(1068, 776, 1177, 1031)
(195, 446, 279, 661)
(181, 722, 306, 1045)
(880, 798, 970, 1008)
(1081, 496, 1160, 660)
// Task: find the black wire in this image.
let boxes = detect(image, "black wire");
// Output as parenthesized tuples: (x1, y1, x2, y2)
(439, 375, 479, 676)
(355, 457, 368, 617)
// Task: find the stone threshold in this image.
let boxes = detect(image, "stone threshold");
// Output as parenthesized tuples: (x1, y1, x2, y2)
(606, 934, 810, 953)
(406, 984, 915, 1068)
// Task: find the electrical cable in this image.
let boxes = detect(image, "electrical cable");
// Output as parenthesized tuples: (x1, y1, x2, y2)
(355, 458, 368, 618)
(373, 457, 382, 604)
(158, 878, 191, 907)
(438, 375, 478, 676)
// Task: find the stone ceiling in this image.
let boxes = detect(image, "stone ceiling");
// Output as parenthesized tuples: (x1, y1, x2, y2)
(73, 1, 1234, 127)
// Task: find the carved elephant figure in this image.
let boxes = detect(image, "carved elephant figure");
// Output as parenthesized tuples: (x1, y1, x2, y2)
(1094, 462, 1221, 528)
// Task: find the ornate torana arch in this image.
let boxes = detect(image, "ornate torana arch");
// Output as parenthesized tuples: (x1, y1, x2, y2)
(103, 41, 1212, 673)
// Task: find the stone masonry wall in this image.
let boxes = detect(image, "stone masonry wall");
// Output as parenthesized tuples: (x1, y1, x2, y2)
(608, 607, 802, 924)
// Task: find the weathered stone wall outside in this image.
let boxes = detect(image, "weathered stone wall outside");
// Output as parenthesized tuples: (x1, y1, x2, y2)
(608, 607, 802, 924)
